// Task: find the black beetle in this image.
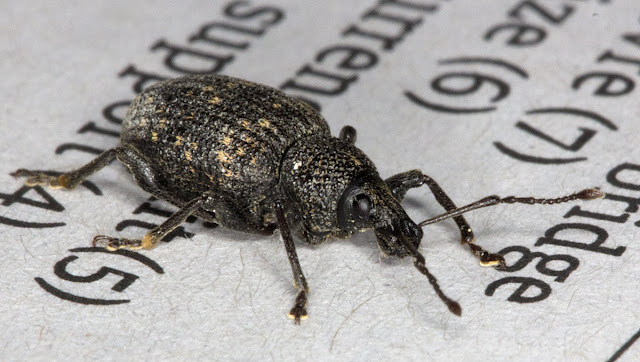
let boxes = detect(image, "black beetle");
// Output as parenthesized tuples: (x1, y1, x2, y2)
(13, 74, 603, 322)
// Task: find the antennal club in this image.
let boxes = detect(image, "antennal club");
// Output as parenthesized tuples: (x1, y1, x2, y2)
(397, 236, 462, 316)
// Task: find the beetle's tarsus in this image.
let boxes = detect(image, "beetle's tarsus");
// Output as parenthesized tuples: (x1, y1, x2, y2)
(93, 235, 144, 251)
(287, 290, 309, 324)
(288, 307, 308, 324)
(468, 244, 506, 268)
(479, 252, 506, 268)
(12, 169, 67, 189)
(287, 311, 308, 324)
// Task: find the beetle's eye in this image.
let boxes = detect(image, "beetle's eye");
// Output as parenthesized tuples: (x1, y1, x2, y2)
(337, 186, 373, 231)
(352, 194, 372, 222)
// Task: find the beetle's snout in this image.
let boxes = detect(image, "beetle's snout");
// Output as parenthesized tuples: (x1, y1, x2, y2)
(374, 217, 423, 258)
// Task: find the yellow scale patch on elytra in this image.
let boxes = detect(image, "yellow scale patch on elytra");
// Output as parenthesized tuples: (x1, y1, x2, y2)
(184, 150, 193, 161)
(202, 85, 214, 92)
(258, 119, 271, 128)
(208, 96, 222, 105)
(216, 150, 232, 163)
(272, 103, 282, 109)
(151, 132, 158, 142)
(224, 168, 236, 178)
(236, 147, 245, 156)
(174, 136, 184, 147)
(222, 136, 232, 146)
(244, 136, 257, 146)
(189, 142, 198, 150)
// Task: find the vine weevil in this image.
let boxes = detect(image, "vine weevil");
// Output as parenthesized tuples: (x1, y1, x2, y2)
(13, 74, 604, 322)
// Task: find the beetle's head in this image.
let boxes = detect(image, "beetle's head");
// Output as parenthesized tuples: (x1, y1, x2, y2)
(279, 136, 461, 315)
(337, 174, 422, 258)
(280, 137, 422, 254)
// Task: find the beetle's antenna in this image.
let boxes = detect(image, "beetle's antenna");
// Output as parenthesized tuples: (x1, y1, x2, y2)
(397, 236, 462, 316)
(418, 188, 604, 228)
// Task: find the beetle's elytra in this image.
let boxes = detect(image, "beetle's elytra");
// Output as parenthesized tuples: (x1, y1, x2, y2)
(14, 74, 603, 322)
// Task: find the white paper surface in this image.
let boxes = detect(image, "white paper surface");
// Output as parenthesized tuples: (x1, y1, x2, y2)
(1, 1, 639, 360)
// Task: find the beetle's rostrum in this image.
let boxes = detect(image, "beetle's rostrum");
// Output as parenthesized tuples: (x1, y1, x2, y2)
(13, 74, 604, 322)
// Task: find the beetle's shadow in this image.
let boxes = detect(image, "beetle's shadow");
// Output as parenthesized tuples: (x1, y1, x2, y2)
(402, 195, 425, 210)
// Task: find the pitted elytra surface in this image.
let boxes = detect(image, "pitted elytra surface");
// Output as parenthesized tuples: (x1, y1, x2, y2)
(14, 74, 604, 323)
(122, 75, 330, 231)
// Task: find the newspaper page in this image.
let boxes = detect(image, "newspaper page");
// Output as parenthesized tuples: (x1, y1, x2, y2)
(1, 1, 638, 360)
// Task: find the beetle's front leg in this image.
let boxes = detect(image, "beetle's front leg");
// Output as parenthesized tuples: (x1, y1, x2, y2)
(385, 169, 505, 268)
(274, 201, 309, 324)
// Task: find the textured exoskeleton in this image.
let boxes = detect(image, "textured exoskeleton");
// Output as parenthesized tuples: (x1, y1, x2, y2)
(14, 74, 603, 322)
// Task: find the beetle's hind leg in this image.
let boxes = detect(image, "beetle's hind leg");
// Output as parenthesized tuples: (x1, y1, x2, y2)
(14, 145, 214, 250)
(385, 169, 505, 268)
(13, 148, 122, 190)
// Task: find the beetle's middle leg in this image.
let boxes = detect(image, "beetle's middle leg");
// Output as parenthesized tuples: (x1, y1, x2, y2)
(385, 169, 505, 268)
(93, 195, 207, 250)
